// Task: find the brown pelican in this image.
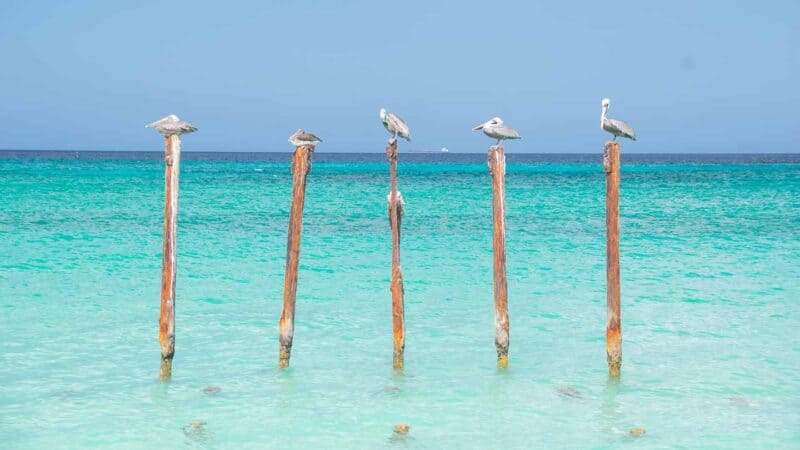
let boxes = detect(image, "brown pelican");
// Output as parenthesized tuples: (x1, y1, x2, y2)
(379, 108, 411, 143)
(145, 114, 197, 136)
(288, 129, 322, 147)
(601, 98, 636, 141)
(472, 117, 521, 146)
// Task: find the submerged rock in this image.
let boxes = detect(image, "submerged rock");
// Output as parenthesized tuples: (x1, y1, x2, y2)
(203, 386, 222, 396)
(629, 427, 646, 437)
(393, 423, 410, 435)
(557, 386, 581, 398)
(730, 396, 750, 406)
(51, 388, 81, 399)
(183, 421, 206, 437)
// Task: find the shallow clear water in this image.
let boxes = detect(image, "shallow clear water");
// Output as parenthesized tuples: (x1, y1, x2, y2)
(1, 152, 799, 449)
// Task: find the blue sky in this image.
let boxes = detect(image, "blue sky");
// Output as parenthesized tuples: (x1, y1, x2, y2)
(0, 0, 797, 153)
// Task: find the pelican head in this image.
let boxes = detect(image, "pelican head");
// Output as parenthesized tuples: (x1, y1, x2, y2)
(379, 108, 387, 121)
(145, 114, 180, 128)
(601, 98, 610, 109)
(472, 117, 503, 131)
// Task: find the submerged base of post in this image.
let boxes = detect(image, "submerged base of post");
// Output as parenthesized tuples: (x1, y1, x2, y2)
(607, 329, 621, 377)
(497, 353, 508, 369)
(393, 350, 404, 370)
(160, 356, 173, 380)
(278, 344, 292, 369)
(496, 329, 509, 368)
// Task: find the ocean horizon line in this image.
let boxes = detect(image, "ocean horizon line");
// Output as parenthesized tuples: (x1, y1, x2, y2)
(2, 149, 799, 165)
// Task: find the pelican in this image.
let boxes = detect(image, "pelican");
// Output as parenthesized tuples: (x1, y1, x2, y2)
(288, 129, 322, 147)
(145, 114, 197, 136)
(472, 117, 521, 146)
(601, 98, 636, 141)
(386, 191, 405, 207)
(379, 108, 411, 143)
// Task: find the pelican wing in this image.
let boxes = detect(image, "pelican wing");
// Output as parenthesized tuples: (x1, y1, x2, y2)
(178, 121, 198, 134)
(606, 118, 636, 140)
(156, 121, 197, 135)
(387, 113, 411, 141)
(296, 132, 322, 142)
(495, 126, 521, 140)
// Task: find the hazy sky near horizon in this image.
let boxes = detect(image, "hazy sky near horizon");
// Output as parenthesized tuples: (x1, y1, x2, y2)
(0, 0, 797, 153)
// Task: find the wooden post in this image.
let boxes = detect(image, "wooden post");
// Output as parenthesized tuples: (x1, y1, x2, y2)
(488, 145, 509, 368)
(159, 135, 181, 380)
(603, 141, 621, 377)
(278, 145, 314, 369)
(386, 140, 405, 369)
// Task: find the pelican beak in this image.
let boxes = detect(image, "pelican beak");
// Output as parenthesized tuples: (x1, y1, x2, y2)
(472, 121, 487, 131)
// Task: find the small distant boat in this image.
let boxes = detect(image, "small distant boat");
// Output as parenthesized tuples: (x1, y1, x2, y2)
(410, 147, 451, 154)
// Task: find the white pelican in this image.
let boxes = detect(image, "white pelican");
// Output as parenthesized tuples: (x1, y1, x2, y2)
(379, 108, 411, 143)
(601, 98, 636, 141)
(145, 114, 197, 136)
(472, 117, 521, 146)
(288, 129, 322, 147)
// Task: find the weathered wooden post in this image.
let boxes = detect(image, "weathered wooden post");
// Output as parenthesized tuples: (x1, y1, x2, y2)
(147, 114, 196, 381)
(386, 140, 405, 369)
(159, 134, 180, 380)
(278, 144, 315, 369)
(488, 145, 509, 368)
(603, 141, 621, 377)
(378, 109, 411, 369)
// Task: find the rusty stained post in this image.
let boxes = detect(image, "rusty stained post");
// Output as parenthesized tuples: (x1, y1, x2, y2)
(603, 141, 621, 377)
(488, 145, 509, 368)
(278, 145, 314, 368)
(159, 135, 181, 380)
(386, 140, 405, 369)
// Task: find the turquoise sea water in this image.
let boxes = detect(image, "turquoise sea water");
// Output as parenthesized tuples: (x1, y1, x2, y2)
(1, 152, 799, 449)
